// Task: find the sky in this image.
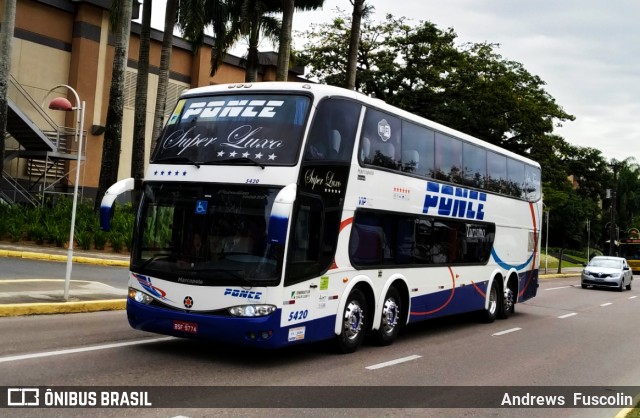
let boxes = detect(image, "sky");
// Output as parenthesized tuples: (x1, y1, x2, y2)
(151, 0, 640, 162)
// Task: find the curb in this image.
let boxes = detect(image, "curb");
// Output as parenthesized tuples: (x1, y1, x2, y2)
(539, 273, 580, 279)
(0, 249, 129, 267)
(0, 299, 126, 317)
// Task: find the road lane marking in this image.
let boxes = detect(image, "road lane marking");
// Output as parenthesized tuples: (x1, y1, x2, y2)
(558, 313, 577, 319)
(492, 328, 521, 336)
(600, 303, 613, 307)
(545, 286, 572, 291)
(630, 296, 638, 299)
(366, 355, 422, 370)
(0, 337, 174, 363)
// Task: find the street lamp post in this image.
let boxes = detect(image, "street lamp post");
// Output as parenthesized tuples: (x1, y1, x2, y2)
(545, 209, 549, 274)
(44, 85, 85, 301)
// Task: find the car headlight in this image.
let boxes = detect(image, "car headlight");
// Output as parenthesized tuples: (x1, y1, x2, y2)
(129, 287, 154, 304)
(228, 304, 276, 317)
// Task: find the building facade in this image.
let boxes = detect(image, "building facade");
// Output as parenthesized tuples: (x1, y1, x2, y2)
(1, 0, 306, 202)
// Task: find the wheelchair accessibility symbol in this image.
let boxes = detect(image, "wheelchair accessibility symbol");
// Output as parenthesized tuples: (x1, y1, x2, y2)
(195, 200, 208, 215)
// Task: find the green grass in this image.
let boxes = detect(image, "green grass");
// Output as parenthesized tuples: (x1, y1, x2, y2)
(539, 253, 585, 269)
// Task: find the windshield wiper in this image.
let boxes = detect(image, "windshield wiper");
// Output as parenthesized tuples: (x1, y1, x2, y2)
(139, 253, 171, 269)
(152, 156, 201, 168)
(198, 268, 258, 287)
(221, 157, 265, 170)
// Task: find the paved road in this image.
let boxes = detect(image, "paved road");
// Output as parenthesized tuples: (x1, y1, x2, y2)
(0, 276, 638, 417)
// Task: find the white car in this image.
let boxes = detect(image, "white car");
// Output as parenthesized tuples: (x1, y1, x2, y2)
(581, 256, 633, 291)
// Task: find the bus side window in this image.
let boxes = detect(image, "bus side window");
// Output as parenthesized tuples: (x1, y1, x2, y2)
(360, 107, 401, 170)
(401, 121, 435, 178)
(304, 98, 361, 162)
(435, 132, 462, 183)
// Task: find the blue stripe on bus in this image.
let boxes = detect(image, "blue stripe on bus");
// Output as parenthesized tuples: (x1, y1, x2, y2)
(267, 215, 289, 244)
(490, 248, 535, 271)
(408, 281, 488, 321)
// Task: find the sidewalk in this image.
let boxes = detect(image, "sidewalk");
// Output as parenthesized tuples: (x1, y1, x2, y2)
(0, 241, 581, 317)
(0, 242, 129, 317)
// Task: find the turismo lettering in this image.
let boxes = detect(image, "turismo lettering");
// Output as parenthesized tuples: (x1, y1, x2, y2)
(423, 182, 486, 220)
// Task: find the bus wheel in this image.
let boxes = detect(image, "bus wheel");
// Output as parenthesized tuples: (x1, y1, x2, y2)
(371, 286, 402, 346)
(335, 288, 367, 354)
(498, 286, 515, 319)
(481, 280, 499, 323)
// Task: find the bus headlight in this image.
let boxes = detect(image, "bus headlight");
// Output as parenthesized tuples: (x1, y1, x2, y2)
(129, 288, 154, 304)
(228, 304, 276, 317)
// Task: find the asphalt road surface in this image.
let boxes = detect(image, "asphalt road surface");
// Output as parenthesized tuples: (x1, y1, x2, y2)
(1, 276, 639, 418)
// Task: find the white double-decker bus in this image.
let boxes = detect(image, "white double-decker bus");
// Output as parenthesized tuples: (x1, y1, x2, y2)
(101, 82, 541, 353)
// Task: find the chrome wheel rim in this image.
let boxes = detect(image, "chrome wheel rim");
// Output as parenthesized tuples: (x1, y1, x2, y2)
(503, 288, 514, 312)
(488, 285, 498, 315)
(381, 297, 399, 335)
(343, 300, 364, 341)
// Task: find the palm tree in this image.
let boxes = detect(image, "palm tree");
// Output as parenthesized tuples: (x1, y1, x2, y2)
(0, 0, 17, 175)
(345, 0, 366, 90)
(131, 0, 152, 208)
(235, 0, 282, 82)
(151, 0, 178, 147)
(178, 0, 281, 82)
(96, 0, 134, 209)
(275, 0, 324, 82)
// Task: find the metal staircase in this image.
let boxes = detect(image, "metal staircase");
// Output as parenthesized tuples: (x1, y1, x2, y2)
(2, 75, 85, 206)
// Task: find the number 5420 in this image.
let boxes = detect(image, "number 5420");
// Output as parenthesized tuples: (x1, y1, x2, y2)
(288, 309, 308, 321)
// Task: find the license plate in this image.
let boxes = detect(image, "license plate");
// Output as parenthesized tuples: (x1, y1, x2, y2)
(173, 320, 198, 334)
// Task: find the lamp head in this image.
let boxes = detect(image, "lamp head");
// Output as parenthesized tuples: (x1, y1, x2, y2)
(48, 97, 74, 112)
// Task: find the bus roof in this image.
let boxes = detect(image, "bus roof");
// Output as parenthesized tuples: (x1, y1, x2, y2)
(180, 82, 540, 169)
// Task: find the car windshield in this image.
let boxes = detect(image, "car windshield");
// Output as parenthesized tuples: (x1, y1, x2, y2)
(589, 259, 622, 269)
(131, 182, 284, 285)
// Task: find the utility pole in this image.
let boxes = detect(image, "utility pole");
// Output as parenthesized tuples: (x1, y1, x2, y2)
(608, 162, 619, 256)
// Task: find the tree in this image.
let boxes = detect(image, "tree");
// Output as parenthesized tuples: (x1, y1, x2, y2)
(151, 0, 178, 147)
(345, 0, 365, 90)
(228, 0, 281, 82)
(298, 14, 574, 155)
(0, 0, 16, 176)
(131, 0, 152, 208)
(275, 0, 324, 81)
(178, 0, 281, 82)
(96, 0, 134, 209)
(613, 158, 640, 233)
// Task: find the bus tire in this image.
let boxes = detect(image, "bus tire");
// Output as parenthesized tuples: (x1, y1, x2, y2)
(371, 286, 402, 346)
(481, 280, 499, 323)
(498, 284, 515, 319)
(335, 288, 367, 354)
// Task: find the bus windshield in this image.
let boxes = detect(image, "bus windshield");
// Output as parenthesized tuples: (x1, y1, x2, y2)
(151, 94, 311, 166)
(131, 183, 284, 286)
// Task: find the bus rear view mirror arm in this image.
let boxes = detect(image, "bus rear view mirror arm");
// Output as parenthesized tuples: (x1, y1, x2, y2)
(100, 177, 135, 231)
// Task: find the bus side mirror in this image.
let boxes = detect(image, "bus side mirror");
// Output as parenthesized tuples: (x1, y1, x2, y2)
(100, 178, 135, 231)
(267, 184, 297, 245)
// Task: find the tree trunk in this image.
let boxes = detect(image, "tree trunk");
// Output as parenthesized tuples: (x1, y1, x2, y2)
(275, 0, 295, 81)
(131, 0, 152, 209)
(151, 0, 177, 151)
(95, 0, 133, 210)
(557, 248, 563, 274)
(345, 0, 365, 90)
(0, 0, 17, 176)
(245, 26, 261, 83)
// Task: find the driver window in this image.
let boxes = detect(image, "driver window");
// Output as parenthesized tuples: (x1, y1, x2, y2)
(304, 98, 362, 162)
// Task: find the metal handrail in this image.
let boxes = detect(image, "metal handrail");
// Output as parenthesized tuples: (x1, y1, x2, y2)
(1, 170, 39, 206)
(8, 74, 61, 144)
